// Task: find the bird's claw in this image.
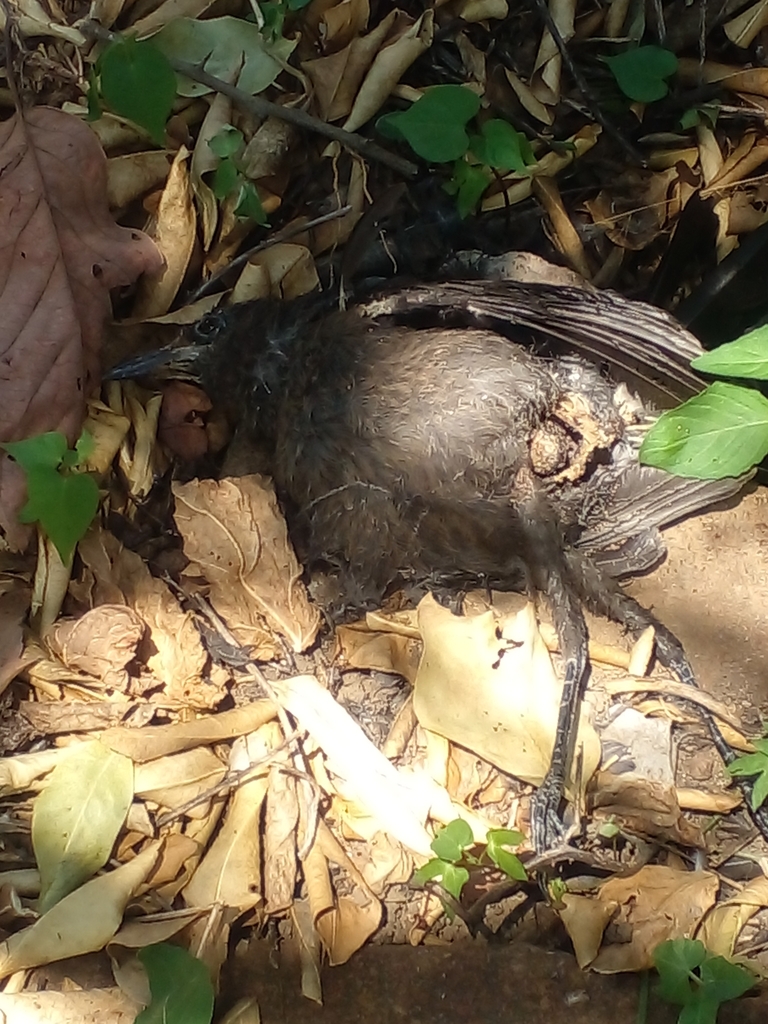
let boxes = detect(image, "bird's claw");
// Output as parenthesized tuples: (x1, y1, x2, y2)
(530, 774, 567, 854)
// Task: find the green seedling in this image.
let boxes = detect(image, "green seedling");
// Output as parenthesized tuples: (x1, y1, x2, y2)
(653, 938, 755, 1024)
(412, 818, 526, 902)
(2, 431, 99, 563)
(208, 125, 269, 224)
(728, 737, 768, 810)
(378, 86, 535, 216)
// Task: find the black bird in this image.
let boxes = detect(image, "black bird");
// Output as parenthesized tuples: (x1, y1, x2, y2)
(111, 276, 758, 851)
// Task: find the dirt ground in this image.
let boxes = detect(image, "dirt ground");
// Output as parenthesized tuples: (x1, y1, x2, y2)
(219, 485, 768, 1023)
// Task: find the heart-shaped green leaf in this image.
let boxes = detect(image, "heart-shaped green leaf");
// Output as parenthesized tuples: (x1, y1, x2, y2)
(605, 46, 678, 103)
(377, 86, 481, 163)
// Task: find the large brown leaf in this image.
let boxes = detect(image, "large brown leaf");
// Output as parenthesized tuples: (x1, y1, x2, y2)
(0, 107, 162, 546)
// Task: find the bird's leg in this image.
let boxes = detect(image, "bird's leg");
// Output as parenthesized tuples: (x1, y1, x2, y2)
(567, 549, 768, 840)
(519, 498, 591, 853)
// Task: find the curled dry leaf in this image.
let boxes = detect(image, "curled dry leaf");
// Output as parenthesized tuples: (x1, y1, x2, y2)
(263, 764, 300, 914)
(99, 700, 277, 762)
(343, 10, 435, 132)
(106, 151, 172, 210)
(0, 108, 162, 546)
(697, 875, 768, 957)
(181, 722, 280, 911)
(173, 476, 321, 654)
(303, 838, 382, 966)
(47, 606, 146, 693)
(132, 146, 196, 320)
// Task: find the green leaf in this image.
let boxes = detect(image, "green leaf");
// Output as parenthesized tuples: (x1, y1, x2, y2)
(680, 103, 719, 130)
(212, 156, 240, 200)
(470, 119, 534, 173)
(377, 86, 481, 163)
(445, 160, 491, 218)
(692, 325, 768, 380)
(208, 125, 244, 159)
(679, 994, 720, 1024)
(728, 748, 768, 809)
(430, 818, 474, 862)
(3, 432, 100, 563)
(3, 431, 68, 471)
(136, 944, 215, 1024)
(728, 751, 768, 777)
(439, 862, 469, 901)
(75, 430, 96, 465)
(20, 470, 99, 563)
(235, 182, 269, 224)
(33, 741, 133, 914)
(653, 938, 705, 1005)
(698, 955, 755, 1002)
(412, 858, 450, 886)
(485, 829, 527, 880)
(99, 38, 176, 145)
(86, 66, 102, 122)
(639, 381, 768, 479)
(605, 46, 678, 103)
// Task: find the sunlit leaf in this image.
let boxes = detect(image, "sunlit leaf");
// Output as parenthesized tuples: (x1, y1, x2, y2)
(639, 381, 768, 479)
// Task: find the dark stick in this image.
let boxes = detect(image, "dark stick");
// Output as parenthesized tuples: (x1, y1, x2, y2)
(82, 21, 419, 179)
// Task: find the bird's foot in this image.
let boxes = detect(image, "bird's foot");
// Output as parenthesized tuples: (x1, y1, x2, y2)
(530, 772, 568, 854)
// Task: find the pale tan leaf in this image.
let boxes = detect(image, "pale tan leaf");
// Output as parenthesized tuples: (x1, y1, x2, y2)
(133, 147, 196, 319)
(343, 10, 434, 132)
(414, 594, 600, 797)
(173, 476, 320, 654)
(107, 151, 172, 209)
(134, 748, 227, 813)
(590, 866, 719, 973)
(47, 606, 145, 692)
(100, 701, 277, 762)
(0, 842, 160, 978)
(182, 723, 280, 909)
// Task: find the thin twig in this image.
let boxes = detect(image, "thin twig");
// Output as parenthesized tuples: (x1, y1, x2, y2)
(529, 0, 646, 168)
(82, 21, 419, 179)
(188, 204, 352, 303)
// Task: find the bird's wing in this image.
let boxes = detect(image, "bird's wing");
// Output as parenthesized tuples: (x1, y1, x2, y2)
(357, 280, 704, 404)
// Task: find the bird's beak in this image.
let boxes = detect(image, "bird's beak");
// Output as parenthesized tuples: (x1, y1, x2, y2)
(104, 344, 206, 382)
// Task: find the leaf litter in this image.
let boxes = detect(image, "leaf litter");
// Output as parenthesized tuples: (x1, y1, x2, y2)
(0, 0, 766, 1018)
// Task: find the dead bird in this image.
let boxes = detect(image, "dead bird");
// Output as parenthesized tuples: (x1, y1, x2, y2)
(110, 277, 759, 851)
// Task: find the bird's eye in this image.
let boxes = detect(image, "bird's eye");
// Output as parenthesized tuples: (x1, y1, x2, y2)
(193, 310, 228, 342)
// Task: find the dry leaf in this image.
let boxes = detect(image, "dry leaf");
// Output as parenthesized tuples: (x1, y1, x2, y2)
(0, 842, 160, 978)
(590, 865, 719, 973)
(133, 146, 196, 319)
(413, 594, 600, 797)
(47, 606, 145, 692)
(173, 475, 320, 654)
